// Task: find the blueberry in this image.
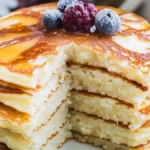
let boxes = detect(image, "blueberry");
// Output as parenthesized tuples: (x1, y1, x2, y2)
(95, 9, 121, 35)
(58, 0, 78, 12)
(43, 9, 62, 29)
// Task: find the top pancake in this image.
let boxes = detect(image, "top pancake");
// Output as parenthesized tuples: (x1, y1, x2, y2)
(0, 2, 149, 88)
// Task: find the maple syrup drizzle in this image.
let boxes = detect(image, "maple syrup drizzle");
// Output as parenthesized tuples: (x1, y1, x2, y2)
(0, 31, 42, 48)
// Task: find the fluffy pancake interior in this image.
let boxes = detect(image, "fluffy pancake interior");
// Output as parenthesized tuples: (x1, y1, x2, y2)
(73, 132, 129, 150)
(32, 50, 67, 88)
(70, 110, 150, 147)
(42, 122, 72, 150)
(69, 64, 150, 109)
(73, 132, 150, 150)
(65, 42, 150, 87)
(70, 90, 150, 130)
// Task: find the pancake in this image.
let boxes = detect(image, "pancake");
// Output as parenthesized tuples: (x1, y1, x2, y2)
(0, 78, 70, 137)
(66, 20, 150, 87)
(0, 65, 67, 94)
(70, 90, 150, 130)
(0, 39, 67, 89)
(0, 67, 68, 114)
(70, 110, 150, 148)
(42, 122, 71, 150)
(0, 100, 69, 150)
(0, 3, 148, 88)
(69, 64, 150, 109)
(73, 132, 150, 150)
(0, 122, 72, 150)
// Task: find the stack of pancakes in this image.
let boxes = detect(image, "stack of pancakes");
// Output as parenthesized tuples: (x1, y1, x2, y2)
(67, 5, 150, 150)
(0, 2, 150, 150)
(68, 9, 150, 150)
(0, 3, 72, 150)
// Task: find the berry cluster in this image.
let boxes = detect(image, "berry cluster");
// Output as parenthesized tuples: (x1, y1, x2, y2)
(43, 0, 121, 35)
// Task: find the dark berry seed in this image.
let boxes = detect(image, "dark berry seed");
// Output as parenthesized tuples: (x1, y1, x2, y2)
(43, 9, 62, 29)
(62, 1, 98, 32)
(95, 8, 121, 35)
(58, 0, 78, 12)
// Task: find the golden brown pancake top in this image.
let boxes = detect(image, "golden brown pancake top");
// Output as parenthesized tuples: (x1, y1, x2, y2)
(0, 2, 149, 75)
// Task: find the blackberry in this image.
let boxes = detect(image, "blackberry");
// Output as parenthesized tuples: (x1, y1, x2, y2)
(43, 9, 62, 29)
(62, 1, 98, 32)
(95, 9, 121, 35)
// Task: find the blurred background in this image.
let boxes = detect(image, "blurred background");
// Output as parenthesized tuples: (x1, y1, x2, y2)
(0, 0, 149, 22)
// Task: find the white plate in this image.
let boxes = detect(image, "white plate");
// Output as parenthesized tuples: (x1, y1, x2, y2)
(60, 140, 102, 150)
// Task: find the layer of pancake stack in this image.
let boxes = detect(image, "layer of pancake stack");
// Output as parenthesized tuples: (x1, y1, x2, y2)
(0, 2, 150, 150)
